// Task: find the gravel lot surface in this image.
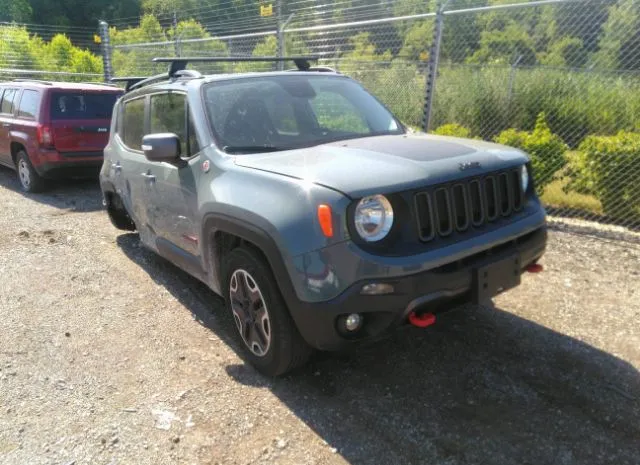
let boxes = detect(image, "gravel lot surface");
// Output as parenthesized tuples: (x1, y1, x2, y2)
(0, 166, 639, 465)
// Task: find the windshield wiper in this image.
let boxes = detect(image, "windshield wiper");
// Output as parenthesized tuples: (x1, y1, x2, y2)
(223, 145, 285, 154)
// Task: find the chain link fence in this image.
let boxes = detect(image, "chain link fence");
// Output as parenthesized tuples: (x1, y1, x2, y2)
(104, 0, 640, 233)
(0, 21, 105, 83)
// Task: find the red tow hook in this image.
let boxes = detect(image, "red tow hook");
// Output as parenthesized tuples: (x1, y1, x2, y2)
(526, 263, 544, 273)
(408, 311, 436, 328)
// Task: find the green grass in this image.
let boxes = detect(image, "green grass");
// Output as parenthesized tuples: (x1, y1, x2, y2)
(540, 175, 603, 215)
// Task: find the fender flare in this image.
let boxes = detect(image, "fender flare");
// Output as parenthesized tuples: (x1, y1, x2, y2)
(201, 212, 301, 312)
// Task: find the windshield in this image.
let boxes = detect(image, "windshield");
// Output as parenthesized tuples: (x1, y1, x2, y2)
(202, 75, 403, 153)
(50, 91, 120, 120)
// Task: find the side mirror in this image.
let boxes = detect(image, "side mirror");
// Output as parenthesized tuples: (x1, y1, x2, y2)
(142, 133, 181, 162)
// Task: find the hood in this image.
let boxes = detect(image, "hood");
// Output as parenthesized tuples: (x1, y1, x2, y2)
(233, 133, 529, 198)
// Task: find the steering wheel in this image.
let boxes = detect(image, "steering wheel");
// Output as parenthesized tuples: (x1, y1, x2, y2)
(223, 97, 278, 147)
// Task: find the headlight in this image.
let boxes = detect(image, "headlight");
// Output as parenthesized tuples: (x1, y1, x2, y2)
(354, 195, 394, 242)
(520, 165, 529, 193)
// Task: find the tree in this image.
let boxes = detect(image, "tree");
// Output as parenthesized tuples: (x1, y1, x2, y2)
(0, 0, 32, 22)
(593, 0, 640, 70)
(468, 23, 537, 66)
(29, 0, 141, 28)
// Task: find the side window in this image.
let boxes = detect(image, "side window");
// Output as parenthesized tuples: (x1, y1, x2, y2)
(310, 91, 369, 134)
(150, 92, 187, 155)
(17, 90, 39, 119)
(122, 97, 145, 151)
(1, 89, 18, 115)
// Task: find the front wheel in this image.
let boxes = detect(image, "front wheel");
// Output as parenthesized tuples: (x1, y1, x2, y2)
(16, 151, 47, 193)
(222, 247, 312, 376)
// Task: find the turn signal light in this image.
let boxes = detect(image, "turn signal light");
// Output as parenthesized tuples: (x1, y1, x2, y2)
(317, 204, 333, 238)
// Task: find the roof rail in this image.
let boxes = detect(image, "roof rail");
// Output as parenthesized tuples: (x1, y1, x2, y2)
(286, 66, 339, 74)
(12, 78, 53, 85)
(152, 55, 320, 76)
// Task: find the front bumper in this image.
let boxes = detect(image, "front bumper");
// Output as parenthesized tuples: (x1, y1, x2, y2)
(288, 225, 547, 350)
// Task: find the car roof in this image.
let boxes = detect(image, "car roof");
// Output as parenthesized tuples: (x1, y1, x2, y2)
(0, 80, 123, 92)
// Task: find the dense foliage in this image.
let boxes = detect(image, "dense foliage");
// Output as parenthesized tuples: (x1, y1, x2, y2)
(566, 132, 640, 221)
(494, 113, 568, 194)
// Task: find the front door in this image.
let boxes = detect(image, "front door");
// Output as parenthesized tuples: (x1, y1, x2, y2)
(144, 92, 202, 271)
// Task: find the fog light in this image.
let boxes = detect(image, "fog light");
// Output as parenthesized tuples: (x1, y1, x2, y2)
(360, 283, 394, 295)
(344, 313, 363, 332)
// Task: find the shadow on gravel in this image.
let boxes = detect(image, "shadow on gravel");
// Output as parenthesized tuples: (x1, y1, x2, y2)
(116, 233, 640, 465)
(0, 165, 103, 212)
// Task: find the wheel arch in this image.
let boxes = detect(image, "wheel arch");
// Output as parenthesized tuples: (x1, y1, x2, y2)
(201, 212, 300, 312)
(10, 141, 26, 166)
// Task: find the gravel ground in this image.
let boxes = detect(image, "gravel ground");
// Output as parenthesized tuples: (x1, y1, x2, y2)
(0, 166, 639, 465)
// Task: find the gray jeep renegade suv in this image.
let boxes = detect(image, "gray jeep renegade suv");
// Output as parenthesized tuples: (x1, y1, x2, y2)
(101, 57, 547, 376)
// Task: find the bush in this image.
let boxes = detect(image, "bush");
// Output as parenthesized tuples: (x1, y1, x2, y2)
(433, 123, 472, 138)
(566, 131, 640, 221)
(494, 113, 567, 194)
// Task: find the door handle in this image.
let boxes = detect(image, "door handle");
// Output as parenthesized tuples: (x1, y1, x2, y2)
(111, 162, 122, 173)
(141, 172, 156, 182)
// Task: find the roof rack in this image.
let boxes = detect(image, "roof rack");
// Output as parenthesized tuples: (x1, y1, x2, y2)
(115, 56, 320, 93)
(110, 77, 147, 92)
(152, 55, 320, 76)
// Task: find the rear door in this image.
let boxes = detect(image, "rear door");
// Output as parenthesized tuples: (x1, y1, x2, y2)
(48, 90, 120, 156)
(113, 95, 152, 241)
(0, 87, 19, 165)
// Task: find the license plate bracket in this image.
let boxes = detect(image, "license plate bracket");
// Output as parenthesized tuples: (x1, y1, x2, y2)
(473, 254, 521, 304)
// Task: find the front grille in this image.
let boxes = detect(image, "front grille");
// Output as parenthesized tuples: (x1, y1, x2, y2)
(415, 168, 525, 242)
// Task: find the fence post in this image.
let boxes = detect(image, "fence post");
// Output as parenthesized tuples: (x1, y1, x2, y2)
(98, 21, 113, 83)
(422, 2, 448, 133)
(276, 0, 284, 70)
(173, 10, 180, 57)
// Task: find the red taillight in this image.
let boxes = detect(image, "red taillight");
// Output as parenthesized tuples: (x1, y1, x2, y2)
(37, 125, 54, 148)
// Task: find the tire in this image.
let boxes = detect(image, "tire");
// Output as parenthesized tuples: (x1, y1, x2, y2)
(222, 246, 312, 376)
(16, 151, 47, 193)
(106, 194, 136, 231)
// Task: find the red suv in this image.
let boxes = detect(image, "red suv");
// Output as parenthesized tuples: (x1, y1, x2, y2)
(0, 79, 123, 192)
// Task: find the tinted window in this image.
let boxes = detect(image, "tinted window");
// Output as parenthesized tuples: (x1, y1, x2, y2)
(1, 89, 18, 114)
(310, 91, 369, 134)
(50, 92, 119, 120)
(17, 90, 39, 119)
(202, 75, 402, 152)
(122, 98, 145, 151)
(150, 92, 186, 154)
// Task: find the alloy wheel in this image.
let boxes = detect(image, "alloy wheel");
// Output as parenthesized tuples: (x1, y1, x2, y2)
(229, 269, 272, 357)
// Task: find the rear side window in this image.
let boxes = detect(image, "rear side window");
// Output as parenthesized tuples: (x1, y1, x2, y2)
(17, 90, 39, 119)
(1, 89, 18, 114)
(122, 98, 145, 151)
(50, 91, 119, 120)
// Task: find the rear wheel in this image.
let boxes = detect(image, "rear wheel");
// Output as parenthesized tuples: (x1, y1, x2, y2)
(106, 193, 136, 231)
(16, 151, 47, 193)
(222, 246, 312, 376)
